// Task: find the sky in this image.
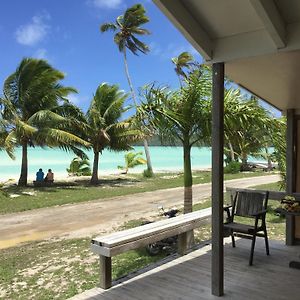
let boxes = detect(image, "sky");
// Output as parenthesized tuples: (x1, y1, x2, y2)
(0, 0, 202, 113)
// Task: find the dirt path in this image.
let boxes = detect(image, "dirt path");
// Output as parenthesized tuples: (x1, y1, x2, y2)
(0, 175, 279, 249)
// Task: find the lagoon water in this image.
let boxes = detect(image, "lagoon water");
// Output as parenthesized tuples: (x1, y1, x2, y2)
(0, 146, 213, 181)
(0, 146, 269, 181)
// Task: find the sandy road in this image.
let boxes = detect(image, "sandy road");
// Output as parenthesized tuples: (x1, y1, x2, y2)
(0, 175, 279, 249)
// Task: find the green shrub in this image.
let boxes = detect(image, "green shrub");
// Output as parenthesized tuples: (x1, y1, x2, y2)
(143, 169, 154, 178)
(224, 161, 241, 174)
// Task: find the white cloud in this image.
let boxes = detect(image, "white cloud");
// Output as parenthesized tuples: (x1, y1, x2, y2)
(90, 0, 123, 9)
(15, 13, 50, 46)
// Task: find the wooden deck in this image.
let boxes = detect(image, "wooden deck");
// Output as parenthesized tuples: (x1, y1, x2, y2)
(72, 238, 300, 299)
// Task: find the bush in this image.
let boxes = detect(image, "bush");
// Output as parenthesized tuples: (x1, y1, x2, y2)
(224, 161, 241, 174)
(143, 169, 154, 178)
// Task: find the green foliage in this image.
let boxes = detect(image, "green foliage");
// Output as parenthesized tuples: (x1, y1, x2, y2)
(118, 151, 146, 174)
(0, 58, 90, 185)
(100, 4, 154, 175)
(67, 157, 91, 176)
(172, 51, 198, 84)
(270, 117, 286, 189)
(224, 161, 241, 174)
(139, 64, 212, 212)
(143, 168, 154, 178)
(100, 4, 150, 56)
(81, 83, 142, 183)
(0, 171, 269, 214)
(223, 89, 285, 176)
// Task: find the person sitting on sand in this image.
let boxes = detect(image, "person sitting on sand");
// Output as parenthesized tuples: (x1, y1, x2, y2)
(44, 169, 54, 183)
(36, 168, 44, 182)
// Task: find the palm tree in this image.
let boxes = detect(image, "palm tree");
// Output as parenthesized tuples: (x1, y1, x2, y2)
(67, 157, 91, 176)
(118, 151, 146, 174)
(0, 58, 90, 186)
(172, 52, 197, 86)
(83, 83, 141, 184)
(140, 66, 212, 213)
(223, 91, 272, 170)
(100, 4, 154, 175)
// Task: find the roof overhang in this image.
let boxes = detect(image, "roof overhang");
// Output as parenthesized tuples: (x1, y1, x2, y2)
(153, 0, 300, 111)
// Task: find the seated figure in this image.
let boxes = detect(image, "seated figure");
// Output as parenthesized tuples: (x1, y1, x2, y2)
(36, 168, 44, 182)
(44, 169, 54, 183)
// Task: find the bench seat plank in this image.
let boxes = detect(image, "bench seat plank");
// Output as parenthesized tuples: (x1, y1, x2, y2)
(91, 208, 212, 289)
(91, 208, 211, 251)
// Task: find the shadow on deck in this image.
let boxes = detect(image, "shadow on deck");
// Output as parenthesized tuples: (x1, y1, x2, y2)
(72, 238, 300, 300)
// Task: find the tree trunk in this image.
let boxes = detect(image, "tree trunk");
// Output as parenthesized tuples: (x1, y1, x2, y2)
(90, 151, 99, 184)
(265, 147, 272, 171)
(183, 138, 194, 248)
(18, 142, 28, 186)
(228, 142, 235, 161)
(123, 49, 154, 175)
(241, 152, 248, 171)
(183, 140, 193, 213)
(143, 139, 153, 174)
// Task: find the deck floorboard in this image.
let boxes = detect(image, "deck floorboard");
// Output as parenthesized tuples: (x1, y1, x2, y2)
(71, 239, 300, 300)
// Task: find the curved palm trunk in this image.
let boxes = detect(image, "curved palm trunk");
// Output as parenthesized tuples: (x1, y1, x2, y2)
(265, 147, 272, 171)
(228, 142, 235, 161)
(123, 49, 153, 175)
(18, 142, 28, 186)
(91, 151, 99, 184)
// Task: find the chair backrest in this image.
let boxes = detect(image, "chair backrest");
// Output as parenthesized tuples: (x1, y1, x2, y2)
(233, 191, 269, 218)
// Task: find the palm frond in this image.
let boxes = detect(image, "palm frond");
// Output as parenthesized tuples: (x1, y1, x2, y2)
(100, 23, 117, 32)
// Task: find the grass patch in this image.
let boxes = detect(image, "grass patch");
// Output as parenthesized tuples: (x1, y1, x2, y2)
(251, 181, 285, 240)
(0, 170, 273, 214)
(0, 179, 283, 299)
(0, 237, 166, 300)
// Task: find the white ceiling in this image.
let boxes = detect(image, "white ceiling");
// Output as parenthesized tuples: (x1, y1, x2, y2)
(154, 0, 300, 110)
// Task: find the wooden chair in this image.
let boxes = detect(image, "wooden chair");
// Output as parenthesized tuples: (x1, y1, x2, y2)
(224, 190, 270, 265)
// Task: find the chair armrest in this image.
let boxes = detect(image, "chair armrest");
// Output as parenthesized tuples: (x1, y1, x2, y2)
(223, 205, 233, 222)
(223, 205, 232, 211)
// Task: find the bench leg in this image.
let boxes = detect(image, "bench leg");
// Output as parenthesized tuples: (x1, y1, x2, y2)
(178, 232, 188, 255)
(99, 255, 112, 289)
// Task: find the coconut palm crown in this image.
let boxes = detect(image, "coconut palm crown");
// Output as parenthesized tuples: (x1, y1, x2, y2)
(0, 58, 90, 186)
(172, 52, 197, 82)
(100, 4, 154, 175)
(100, 4, 150, 57)
(84, 83, 141, 184)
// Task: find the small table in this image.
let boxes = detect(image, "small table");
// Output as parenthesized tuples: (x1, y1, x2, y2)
(277, 208, 300, 269)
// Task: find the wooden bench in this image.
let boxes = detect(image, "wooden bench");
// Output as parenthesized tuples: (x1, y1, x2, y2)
(33, 180, 54, 187)
(91, 208, 211, 289)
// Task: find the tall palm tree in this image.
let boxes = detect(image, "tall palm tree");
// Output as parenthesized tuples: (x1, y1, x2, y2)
(223, 91, 272, 169)
(83, 83, 141, 184)
(172, 52, 197, 86)
(0, 58, 90, 186)
(100, 4, 154, 175)
(140, 66, 212, 213)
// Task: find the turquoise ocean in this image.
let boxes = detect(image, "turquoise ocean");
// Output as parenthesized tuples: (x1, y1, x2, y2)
(0, 146, 268, 181)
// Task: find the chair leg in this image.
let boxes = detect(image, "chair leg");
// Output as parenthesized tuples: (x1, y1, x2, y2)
(231, 231, 235, 248)
(263, 227, 270, 255)
(249, 233, 257, 266)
